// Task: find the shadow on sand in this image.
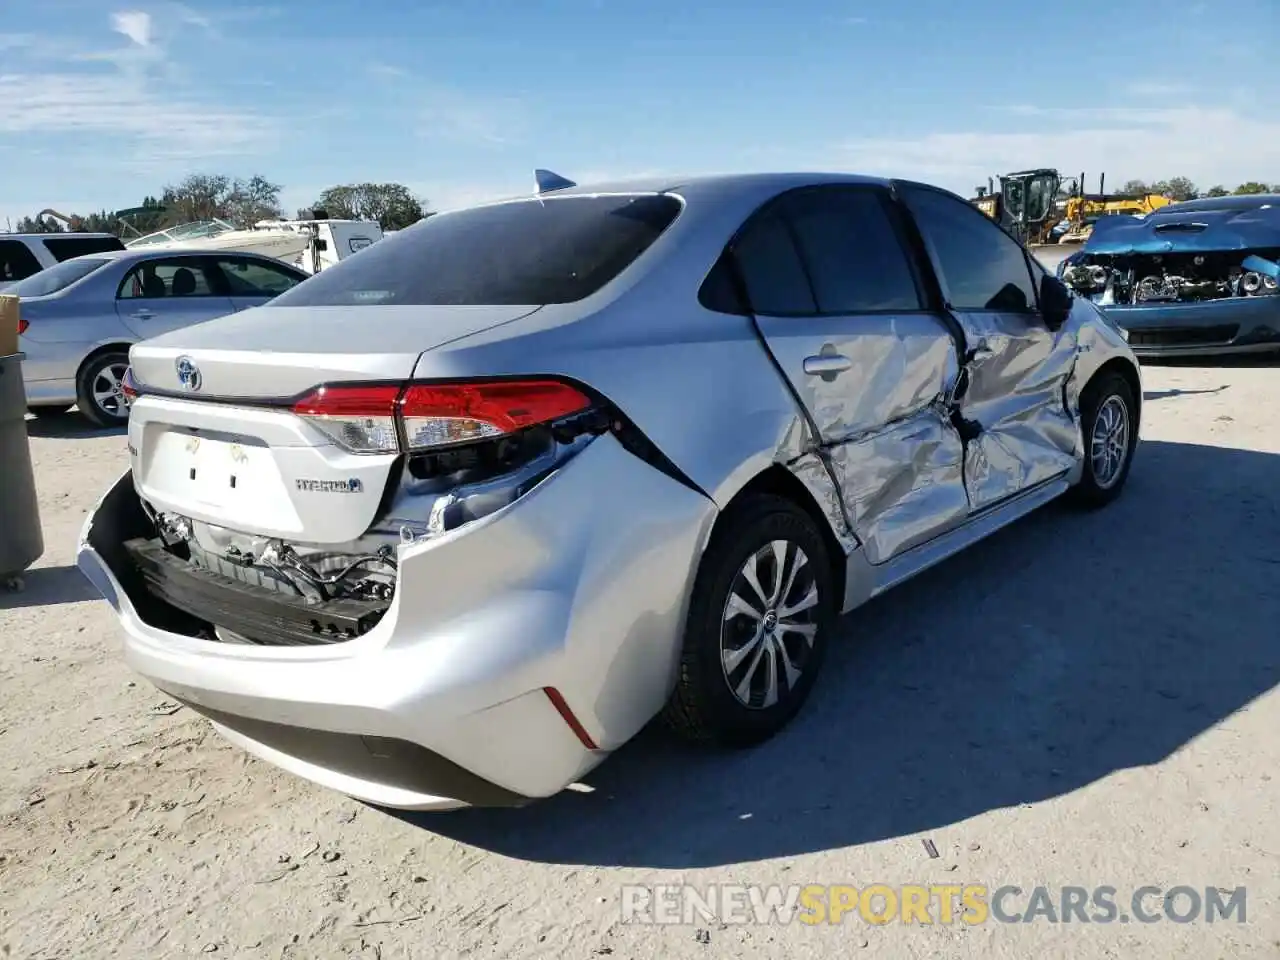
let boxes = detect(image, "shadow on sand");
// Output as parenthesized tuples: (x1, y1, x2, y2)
(24, 410, 126, 440)
(379, 438, 1280, 868)
(0, 564, 96, 609)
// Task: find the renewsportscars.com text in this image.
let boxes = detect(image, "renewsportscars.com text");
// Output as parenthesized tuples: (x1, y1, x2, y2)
(620, 883, 1248, 926)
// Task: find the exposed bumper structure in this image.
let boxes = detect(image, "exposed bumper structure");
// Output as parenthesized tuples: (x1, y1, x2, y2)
(77, 434, 717, 810)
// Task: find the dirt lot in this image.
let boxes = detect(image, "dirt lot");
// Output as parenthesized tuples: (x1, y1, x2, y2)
(2, 361, 1278, 959)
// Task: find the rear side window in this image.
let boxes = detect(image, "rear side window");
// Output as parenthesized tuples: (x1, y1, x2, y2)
(41, 236, 125, 262)
(212, 256, 304, 296)
(117, 258, 218, 299)
(0, 240, 43, 284)
(269, 194, 682, 307)
(6, 257, 108, 298)
(731, 215, 816, 316)
(782, 188, 922, 313)
(903, 187, 1038, 312)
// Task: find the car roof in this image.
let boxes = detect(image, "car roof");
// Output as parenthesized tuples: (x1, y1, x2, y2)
(467, 171, 894, 210)
(65, 246, 299, 266)
(0, 232, 119, 241)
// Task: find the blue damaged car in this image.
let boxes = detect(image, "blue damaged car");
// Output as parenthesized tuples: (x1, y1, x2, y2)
(1058, 193, 1280, 358)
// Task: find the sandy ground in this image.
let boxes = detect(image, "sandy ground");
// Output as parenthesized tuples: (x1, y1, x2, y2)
(1, 361, 1278, 959)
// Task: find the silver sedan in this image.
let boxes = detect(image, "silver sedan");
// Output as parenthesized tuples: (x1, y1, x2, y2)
(13, 247, 308, 426)
(79, 172, 1141, 810)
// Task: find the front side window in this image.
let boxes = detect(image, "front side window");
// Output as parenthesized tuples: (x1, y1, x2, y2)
(6, 257, 109, 298)
(780, 188, 922, 313)
(903, 187, 1038, 312)
(269, 194, 682, 307)
(117, 258, 217, 299)
(213, 257, 304, 296)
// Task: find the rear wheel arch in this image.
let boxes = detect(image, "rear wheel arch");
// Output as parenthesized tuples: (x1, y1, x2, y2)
(76, 341, 136, 381)
(712, 465, 848, 610)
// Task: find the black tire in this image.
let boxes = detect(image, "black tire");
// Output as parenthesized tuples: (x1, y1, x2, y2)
(1068, 371, 1138, 508)
(76, 351, 132, 428)
(663, 494, 836, 747)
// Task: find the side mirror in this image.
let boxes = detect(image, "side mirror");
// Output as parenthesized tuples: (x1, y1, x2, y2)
(1040, 273, 1073, 332)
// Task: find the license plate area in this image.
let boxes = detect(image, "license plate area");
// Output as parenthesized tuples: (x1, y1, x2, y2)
(143, 426, 279, 511)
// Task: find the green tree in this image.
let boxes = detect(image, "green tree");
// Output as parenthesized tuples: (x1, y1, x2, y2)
(1150, 177, 1198, 201)
(159, 173, 282, 228)
(1119, 179, 1149, 195)
(311, 183, 427, 231)
(1233, 182, 1271, 195)
(1204, 185, 1230, 197)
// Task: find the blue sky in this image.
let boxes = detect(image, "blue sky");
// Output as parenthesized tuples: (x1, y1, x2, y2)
(2, 0, 1278, 227)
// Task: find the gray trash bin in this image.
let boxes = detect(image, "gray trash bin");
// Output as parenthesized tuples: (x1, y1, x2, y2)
(0, 353, 44, 578)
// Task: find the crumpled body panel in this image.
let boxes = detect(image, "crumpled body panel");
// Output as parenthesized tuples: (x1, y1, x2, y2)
(955, 312, 1081, 512)
(828, 405, 968, 564)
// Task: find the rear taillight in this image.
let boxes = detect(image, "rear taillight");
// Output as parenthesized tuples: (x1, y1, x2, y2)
(292, 384, 402, 454)
(17, 317, 28, 335)
(121, 367, 139, 402)
(399, 381, 590, 451)
(291, 379, 592, 455)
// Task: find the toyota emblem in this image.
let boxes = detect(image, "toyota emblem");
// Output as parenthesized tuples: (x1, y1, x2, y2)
(175, 356, 202, 392)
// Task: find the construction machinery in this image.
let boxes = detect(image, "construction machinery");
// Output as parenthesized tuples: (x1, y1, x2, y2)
(971, 169, 1174, 250)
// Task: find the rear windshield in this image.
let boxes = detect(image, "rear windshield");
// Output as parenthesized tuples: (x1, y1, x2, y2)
(268, 193, 683, 307)
(7, 257, 109, 298)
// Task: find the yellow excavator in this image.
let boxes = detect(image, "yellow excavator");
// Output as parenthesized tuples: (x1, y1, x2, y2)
(971, 170, 1173, 249)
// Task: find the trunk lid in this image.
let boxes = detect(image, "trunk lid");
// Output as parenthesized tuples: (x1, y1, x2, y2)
(128, 304, 541, 398)
(125, 303, 541, 543)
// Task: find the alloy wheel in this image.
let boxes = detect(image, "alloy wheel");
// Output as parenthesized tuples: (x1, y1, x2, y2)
(1089, 394, 1130, 490)
(720, 539, 820, 710)
(91, 362, 131, 420)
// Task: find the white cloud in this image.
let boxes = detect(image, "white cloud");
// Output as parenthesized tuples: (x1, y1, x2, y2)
(0, 72, 275, 163)
(836, 103, 1280, 194)
(111, 11, 153, 47)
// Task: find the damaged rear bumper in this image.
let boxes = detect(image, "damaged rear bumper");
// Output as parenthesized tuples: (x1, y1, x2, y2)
(1099, 297, 1280, 358)
(77, 433, 717, 810)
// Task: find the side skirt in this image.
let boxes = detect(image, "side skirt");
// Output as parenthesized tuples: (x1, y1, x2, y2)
(841, 473, 1073, 613)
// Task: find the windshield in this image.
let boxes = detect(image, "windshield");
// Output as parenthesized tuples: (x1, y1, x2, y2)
(7, 258, 109, 298)
(268, 193, 683, 307)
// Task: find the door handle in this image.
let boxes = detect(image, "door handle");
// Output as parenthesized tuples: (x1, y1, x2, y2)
(130, 310, 155, 320)
(803, 354, 853, 376)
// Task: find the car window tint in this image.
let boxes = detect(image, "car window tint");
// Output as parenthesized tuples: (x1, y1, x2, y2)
(118, 259, 216, 299)
(697, 254, 748, 314)
(781, 189, 922, 312)
(732, 214, 816, 315)
(41, 236, 125, 261)
(904, 187, 1038, 312)
(269, 194, 682, 307)
(213, 257, 303, 296)
(0, 240, 43, 284)
(6, 258, 109, 298)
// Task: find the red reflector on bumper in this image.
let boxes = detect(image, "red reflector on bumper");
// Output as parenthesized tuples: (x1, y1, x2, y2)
(543, 686, 598, 750)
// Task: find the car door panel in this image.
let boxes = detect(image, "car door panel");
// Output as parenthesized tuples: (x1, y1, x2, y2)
(115, 256, 234, 338)
(734, 186, 971, 563)
(898, 183, 1078, 513)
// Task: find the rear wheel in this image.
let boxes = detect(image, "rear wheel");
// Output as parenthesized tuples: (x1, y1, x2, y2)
(663, 495, 835, 747)
(76, 351, 131, 428)
(1069, 371, 1137, 507)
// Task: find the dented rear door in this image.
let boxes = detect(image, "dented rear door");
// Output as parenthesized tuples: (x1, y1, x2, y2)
(738, 185, 971, 563)
(898, 183, 1078, 513)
